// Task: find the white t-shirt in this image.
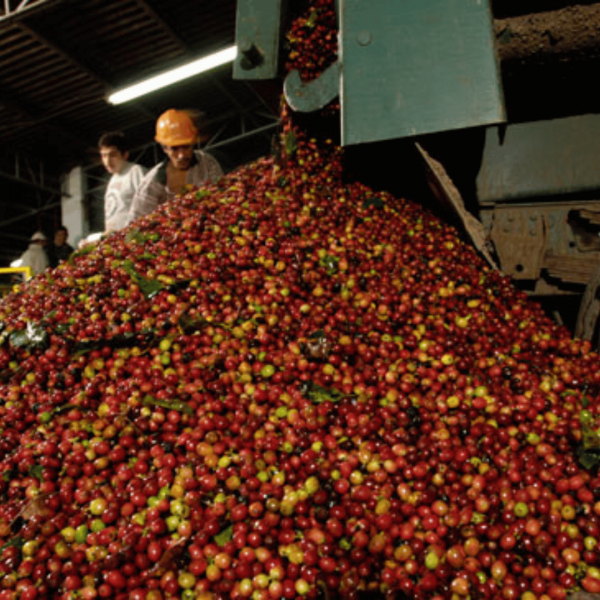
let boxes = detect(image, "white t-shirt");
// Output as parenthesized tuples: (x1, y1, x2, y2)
(105, 162, 147, 232)
(127, 151, 222, 225)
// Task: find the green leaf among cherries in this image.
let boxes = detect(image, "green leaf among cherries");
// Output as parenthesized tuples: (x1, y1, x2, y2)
(300, 380, 345, 404)
(215, 525, 233, 547)
(121, 259, 165, 299)
(0, 535, 24, 554)
(9, 321, 48, 350)
(578, 410, 600, 471)
(142, 394, 193, 416)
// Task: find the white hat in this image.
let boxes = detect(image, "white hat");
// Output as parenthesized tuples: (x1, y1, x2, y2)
(31, 231, 46, 242)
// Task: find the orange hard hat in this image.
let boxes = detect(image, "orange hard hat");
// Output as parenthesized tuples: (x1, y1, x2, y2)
(155, 109, 199, 146)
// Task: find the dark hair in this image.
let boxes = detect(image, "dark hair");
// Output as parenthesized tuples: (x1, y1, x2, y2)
(56, 225, 68, 234)
(98, 131, 127, 153)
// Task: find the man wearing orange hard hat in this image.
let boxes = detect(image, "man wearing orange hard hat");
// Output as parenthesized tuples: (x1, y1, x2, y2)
(127, 109, 223, 224)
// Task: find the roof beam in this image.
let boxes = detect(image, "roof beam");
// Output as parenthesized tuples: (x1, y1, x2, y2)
(17, 22, 110, 92)
(134, 0, 190, 53)
(0, 0, 70, 24)
(0, 81, 92, 150)
(242, 81, 279, 115)
(0, 152, 63, 197)
(205, 121, 278, 151)
(0, 232, 31, 243)
(135, 0, 255, 122)
(0, 198, 63, 229)
(0, 83, 37, 119)
(16, 20, 158, 123)
(104, 5, 247, 122)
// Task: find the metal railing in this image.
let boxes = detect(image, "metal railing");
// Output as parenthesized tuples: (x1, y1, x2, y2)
(0, 266, 33, 296)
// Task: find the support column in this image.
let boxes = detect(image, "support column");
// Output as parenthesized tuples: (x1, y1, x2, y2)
(61, 166, 86, 248)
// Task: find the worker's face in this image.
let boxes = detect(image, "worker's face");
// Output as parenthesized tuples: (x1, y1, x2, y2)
(163, 144, 194, 171)
(54, 229, 67, 246)
(100, 146, 128, 175)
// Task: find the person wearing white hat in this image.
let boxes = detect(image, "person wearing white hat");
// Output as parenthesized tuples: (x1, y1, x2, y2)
(17, 232, 49, 276)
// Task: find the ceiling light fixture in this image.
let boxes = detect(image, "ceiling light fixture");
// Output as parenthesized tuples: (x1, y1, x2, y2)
(108, 45, 238, 105)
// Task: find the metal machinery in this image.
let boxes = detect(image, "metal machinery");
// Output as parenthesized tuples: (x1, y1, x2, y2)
(232, 0, 600, 344)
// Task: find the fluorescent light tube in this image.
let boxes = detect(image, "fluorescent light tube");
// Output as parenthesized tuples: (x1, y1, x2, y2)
(108, 45, 238, 105)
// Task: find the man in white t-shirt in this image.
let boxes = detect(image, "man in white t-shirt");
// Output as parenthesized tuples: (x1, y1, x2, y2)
(99, 131, 147, 232)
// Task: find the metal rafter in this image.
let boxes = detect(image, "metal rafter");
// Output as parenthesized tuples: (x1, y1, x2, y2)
(129, 0, 210, 125)
(0, 232, 32, 243)
(0, 0, 69, 24)
(15, 20, 158, 126)
(0, 198, 63, 229)
(137, 0, 269, 121)
(135, 0, 189, 54)
(242, 80, 280, 115)
(0, 81, 92, 151)
(0, 153, 62, 197)
(209, 75, 249, 113)
(205, 121, 278, 151)
(0, 21, 109, 149)
(17, 21, 110, 92)
(0, 84, 36, 120)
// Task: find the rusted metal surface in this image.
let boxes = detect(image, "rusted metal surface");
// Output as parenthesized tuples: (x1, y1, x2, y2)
(495, 4, 600, 63)
(568, 593, 600, 600)
(489, 208, 546, 279)
(575, 261, 600, 340)
(481, 201, 600, 292)
(544, 253, 598, 285)
(580, 208, 600, 227)
(416, 143, 497, 269)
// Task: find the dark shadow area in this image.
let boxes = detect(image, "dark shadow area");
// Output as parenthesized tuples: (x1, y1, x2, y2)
(342, 127, 487, 225)
(501, 59, 600, 124)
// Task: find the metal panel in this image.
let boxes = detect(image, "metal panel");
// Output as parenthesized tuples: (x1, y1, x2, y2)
(477, 115, 600, 203)
(233, 0, 282, 80)
(340, 0, 505, 146)
(479, 200, 600, 297)
(489, 208, 546, 280)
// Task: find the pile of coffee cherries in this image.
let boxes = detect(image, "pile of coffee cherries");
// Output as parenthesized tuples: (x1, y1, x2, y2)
(1, 1, 600, 599)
